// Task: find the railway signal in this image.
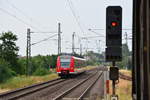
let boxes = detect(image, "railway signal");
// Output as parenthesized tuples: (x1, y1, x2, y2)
(105, 6, 122, 100)
(106, 47, 122, 61)
(106, 6, 122, 61)
(106, 6, 122, 47)
(109, 67, 119, 80)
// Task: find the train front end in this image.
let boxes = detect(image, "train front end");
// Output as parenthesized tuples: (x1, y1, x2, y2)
(56, 55, 74, 77)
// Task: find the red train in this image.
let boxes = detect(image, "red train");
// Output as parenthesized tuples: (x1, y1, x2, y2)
(56, 55, 86, 77)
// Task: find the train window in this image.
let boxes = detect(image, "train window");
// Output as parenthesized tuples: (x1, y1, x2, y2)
(61, 62, 70, 68)
(60, 58, 71, 68)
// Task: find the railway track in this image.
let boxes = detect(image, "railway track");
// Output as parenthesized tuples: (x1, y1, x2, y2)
(119, 72, 132, 81)
(0, 69, 100, 100)
(18, 69, 99, 100)
(0, 78, 65, 100)
(53, 71, 103, 100)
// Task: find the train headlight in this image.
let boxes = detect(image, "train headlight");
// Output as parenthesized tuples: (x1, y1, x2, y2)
(70, 67, 73, 70)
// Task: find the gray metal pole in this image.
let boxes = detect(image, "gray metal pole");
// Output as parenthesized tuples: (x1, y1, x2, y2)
(58, 23, 61, 55)
(99, 40, 101, 54)
(26, 29, 29, 76)
(29, 29, 31, 75)
(27, 28, 31, 76)
(72, 32, 75, 54)
(80, 43, 82, 56)
(125, 32, 128, 70)
(112, 61, 116, 95)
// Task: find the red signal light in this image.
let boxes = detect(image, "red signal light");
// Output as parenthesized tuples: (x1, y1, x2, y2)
(111, 22, 118, 27)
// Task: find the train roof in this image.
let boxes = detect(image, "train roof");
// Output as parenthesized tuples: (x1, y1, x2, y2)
(59, 55, 86, 61)
(73, 56, 86, 61)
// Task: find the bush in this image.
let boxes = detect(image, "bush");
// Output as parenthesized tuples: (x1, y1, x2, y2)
(0, 58, 15, 83)
(33, 67, 50, 76)
(17, 58, 26, 75)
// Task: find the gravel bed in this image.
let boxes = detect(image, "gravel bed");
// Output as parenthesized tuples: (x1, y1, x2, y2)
(62, 71, 103, 99)
(83, 72, 104, 100)
(17, 70, 96, 100)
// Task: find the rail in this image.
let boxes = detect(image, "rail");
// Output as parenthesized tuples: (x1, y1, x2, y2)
(53, 71, 103, 100)
(0, 78, 65, 100)
(119, 72, 132, 81)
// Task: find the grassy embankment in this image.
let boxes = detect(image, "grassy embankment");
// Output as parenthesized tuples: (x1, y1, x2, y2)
(110, 70, 132, 100)
(117, 70, 132, 100)
(0, 69, 58, 93)
(0, 66, 97, 93)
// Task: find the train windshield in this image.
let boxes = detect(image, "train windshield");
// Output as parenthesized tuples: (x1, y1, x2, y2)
(60, 57, 71, 68)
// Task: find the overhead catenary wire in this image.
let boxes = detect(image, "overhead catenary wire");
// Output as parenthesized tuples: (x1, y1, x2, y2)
(0, 7, 41, 32)
(66, 0, 84, 34)
(31, 34, 58, 46)
(67, 0, 84, 45)
(6, 0, 33, 21)
(68, 0, 93, 37)
(88, 28, 132, 30)
(88, 29, 105, 36)
(82, 35, 105, 39)
(6, 0, 48, 30)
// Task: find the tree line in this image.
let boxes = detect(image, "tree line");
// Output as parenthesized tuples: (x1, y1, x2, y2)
(0, 32, 58, 83)
(0, 32, 96, 83)
(0, 31, 132, 83)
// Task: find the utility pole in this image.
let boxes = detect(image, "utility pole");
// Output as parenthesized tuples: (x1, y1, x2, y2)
(58, 23, 61, 55)
(125, 32, 128, 70)
(80, 43, 82, 56)
(26, 26, 58, 76)
(26, 28, 31, 76)
(125, 32, 128, 45)
(72, 32, 75, 54)
(98, 40, 101, 54)
(78, 37, 82, 56)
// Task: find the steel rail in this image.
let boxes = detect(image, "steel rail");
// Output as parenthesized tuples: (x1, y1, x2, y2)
(119, 72, 132, 81)
(53, 71, 99, 100)
(78, 72, 103, 100)
(0, 78, 65, 100)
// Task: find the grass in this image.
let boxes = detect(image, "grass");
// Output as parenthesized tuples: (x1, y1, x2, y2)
(0, 73, 58, 93)
(110, 70, 132, 100)
(0, 66, 98, 94)
(116, 79, 132, 100)
(120, 69, 132, 76)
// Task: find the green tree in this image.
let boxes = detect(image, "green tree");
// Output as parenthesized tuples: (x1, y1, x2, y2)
(18, 58, 27, 75)
(0, 58, 15, 82)
(116, 44, 132, 69)
(49, 55, 58, 68)
(84, 51, 101, 65)
(26, 55, 58, 75)
(0, 31, 20, 73)
(122, 44, 130, 57)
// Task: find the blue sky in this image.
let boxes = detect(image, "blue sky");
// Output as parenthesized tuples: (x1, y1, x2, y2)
(0, 0, 133, 56)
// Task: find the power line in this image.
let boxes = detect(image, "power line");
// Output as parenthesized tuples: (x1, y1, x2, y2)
(31, 31, 57, 34)
(89, 28, 132, 31)
(82, 35, 105, 39)
(31, 34, 58, 46)
(66, 0, 84, 34)
(6, 0, 32, 20)
(88, 29, 105, 36)
(6, 0, 48, 30)
(0, 8, 41, 31)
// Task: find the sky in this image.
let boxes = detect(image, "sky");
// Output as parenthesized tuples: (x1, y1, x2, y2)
(0, 0, 133, 56)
